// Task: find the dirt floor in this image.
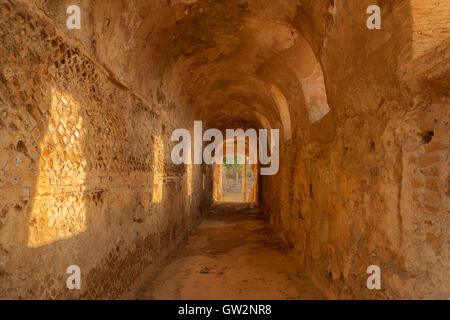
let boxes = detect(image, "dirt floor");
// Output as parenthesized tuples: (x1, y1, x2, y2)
(221, 192, 246, 202)
(125, 203, 325, 300)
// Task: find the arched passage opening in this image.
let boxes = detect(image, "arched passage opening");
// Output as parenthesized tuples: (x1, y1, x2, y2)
(219, 155, 255, 202)
(212, 137, 259, 204)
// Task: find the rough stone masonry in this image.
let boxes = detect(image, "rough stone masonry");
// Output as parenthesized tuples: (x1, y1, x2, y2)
(0, 0, 448, 299)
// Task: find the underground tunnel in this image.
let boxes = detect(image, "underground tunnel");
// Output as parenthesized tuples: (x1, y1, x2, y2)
(0, 0, 448, 301)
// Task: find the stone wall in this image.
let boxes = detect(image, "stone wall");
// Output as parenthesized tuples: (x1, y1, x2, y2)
(0, 1, 204, 299)
(411, 0, 450, 58)
(260, 0, 449, 299)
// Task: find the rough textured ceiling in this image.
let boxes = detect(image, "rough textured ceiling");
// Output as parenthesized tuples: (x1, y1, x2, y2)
(36, 0, 331, 134)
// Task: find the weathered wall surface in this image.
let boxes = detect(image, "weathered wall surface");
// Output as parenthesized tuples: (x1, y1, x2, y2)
(0, 1, 205, 299)
(411, 0, 450, 58)
(261, 0, 449, 299)
(0, 0, 448, 300)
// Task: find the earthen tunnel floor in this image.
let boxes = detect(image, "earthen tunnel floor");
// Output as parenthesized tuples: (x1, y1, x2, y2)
(124, 203, 325, 300)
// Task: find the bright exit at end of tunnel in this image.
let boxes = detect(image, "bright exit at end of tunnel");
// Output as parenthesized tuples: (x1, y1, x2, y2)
(171, 121, 280, 175)
(0, 0, 449, 315)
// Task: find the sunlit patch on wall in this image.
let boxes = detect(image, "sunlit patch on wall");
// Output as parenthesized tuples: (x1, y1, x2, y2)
(301, 64, 330, 123)
(270, 85, 292, 141)
(152, 135, 164, 203)
(186, 163, 193, 197)
(28, 88, 87, 248)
